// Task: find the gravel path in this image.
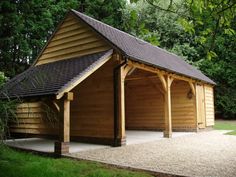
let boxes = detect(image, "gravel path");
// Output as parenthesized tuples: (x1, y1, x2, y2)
(69, 130, 236, 177)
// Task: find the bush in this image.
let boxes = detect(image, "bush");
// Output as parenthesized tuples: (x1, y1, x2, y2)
(0, 72, 19, 141)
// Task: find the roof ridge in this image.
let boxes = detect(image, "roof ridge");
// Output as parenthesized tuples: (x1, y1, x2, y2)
(71, 9, 144, 42)
(71, 9, 215, 84)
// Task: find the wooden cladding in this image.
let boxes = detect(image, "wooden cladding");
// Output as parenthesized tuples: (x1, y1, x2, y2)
(204, 85, 215, 126)
(10, 102, 57, 135)
(171, 81, 196, 129)
(70, 59, 117, 138)
(125, 77, 164, 130)
(36, 14, 111, 65)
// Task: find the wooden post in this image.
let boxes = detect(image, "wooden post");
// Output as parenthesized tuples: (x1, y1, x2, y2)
(194, 83, 199, 132)
(163, 76, 173, 138)
(117, 65, 133, 146)
(54, 92, 73, 155)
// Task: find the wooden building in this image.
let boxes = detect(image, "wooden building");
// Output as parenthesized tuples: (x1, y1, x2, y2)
(1, 9, 215, 154)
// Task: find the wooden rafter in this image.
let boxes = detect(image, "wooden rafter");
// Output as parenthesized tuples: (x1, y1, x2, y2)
(126, 75, 157, 81)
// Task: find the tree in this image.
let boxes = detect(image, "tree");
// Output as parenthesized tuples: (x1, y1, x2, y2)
(81, 0, 126, 29)
(126, 0, 236, 118)
(0, 0, 126, 77)
(0, 0, 79, 77)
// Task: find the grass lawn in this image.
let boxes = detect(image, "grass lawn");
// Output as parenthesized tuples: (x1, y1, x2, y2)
(214, 120, 236, 135)
(0, 145, 152, 177)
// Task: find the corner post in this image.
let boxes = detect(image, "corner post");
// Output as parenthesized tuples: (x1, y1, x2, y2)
(54, 92, 73, 155)
(163, 76, 173, 138)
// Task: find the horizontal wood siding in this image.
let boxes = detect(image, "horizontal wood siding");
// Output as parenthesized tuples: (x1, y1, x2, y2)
(204, 85, 215, 126)
(36, 14, 111, 65)
(70, 59, 117, 138)
(10, 102, 57, 135)
(171, 81, 196, 130)
(125, 76, 164, 130)
(125, 70, 196, 131)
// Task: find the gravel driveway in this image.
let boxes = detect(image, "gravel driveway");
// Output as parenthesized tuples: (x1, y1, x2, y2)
(69, 130, 236, 177)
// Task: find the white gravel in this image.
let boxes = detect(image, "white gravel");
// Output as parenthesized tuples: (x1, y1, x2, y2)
(68, 130, 236, 177)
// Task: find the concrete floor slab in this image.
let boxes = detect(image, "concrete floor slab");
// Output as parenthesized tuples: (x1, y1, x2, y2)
(126, 130, 194, 145)
(5, 138, 109, 153)
(5, 131, 192, 153)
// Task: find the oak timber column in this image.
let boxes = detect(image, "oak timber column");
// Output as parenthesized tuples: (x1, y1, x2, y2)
(188, 82, 198, 132)
(163, 75, 174, 138)
(54, 92, 73, 155)
(116, 63, 133, 146)
(118, 67, 126, 145)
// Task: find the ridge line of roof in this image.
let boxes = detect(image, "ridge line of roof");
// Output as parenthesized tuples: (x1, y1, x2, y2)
(71, 9, 186, 63)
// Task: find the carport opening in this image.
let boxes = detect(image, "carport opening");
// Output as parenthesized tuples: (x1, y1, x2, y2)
(124, 68, 197, 145)
(125, 68, 165, 144)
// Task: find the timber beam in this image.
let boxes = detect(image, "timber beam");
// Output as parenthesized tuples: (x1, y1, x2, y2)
(127, 60, 201, 84)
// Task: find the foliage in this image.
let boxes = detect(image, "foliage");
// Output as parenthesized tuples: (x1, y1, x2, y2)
(0, 72, 19, 141)
(0, 146, 152, 177)
(0, 72, 8, 87)
(82, 0, 126, 30)
(125, 0, 236, 118)
(0, 99, 19, 141)
(0, 0, 79, 77)
(0, 0, 126, 78)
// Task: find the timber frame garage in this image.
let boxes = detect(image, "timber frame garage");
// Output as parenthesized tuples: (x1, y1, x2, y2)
(1, 9, 215, 155)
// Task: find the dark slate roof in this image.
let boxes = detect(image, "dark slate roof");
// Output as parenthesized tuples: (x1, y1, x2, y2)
(72, 10, 215, 85)
(0, 50, 112, 99)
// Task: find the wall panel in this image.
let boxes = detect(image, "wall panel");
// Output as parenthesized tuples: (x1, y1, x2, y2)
(171, 81, 196, 130)
(70, 59, 117, 139)
(125, 72, 164, 130)
(10, 102, 57, 135)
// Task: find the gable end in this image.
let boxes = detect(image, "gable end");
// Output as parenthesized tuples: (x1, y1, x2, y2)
(35, 13, 111, 65)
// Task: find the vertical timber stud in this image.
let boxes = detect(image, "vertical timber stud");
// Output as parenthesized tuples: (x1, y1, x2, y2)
(164, 76, 174, 138)
(54, 92, 73, 155)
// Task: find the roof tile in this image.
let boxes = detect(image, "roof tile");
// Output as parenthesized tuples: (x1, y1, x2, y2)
(72, 10, 215, 84)
(0, 51, 111, 99)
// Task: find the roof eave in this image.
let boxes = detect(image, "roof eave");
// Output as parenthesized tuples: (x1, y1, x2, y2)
(127, 56, 216, 86)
